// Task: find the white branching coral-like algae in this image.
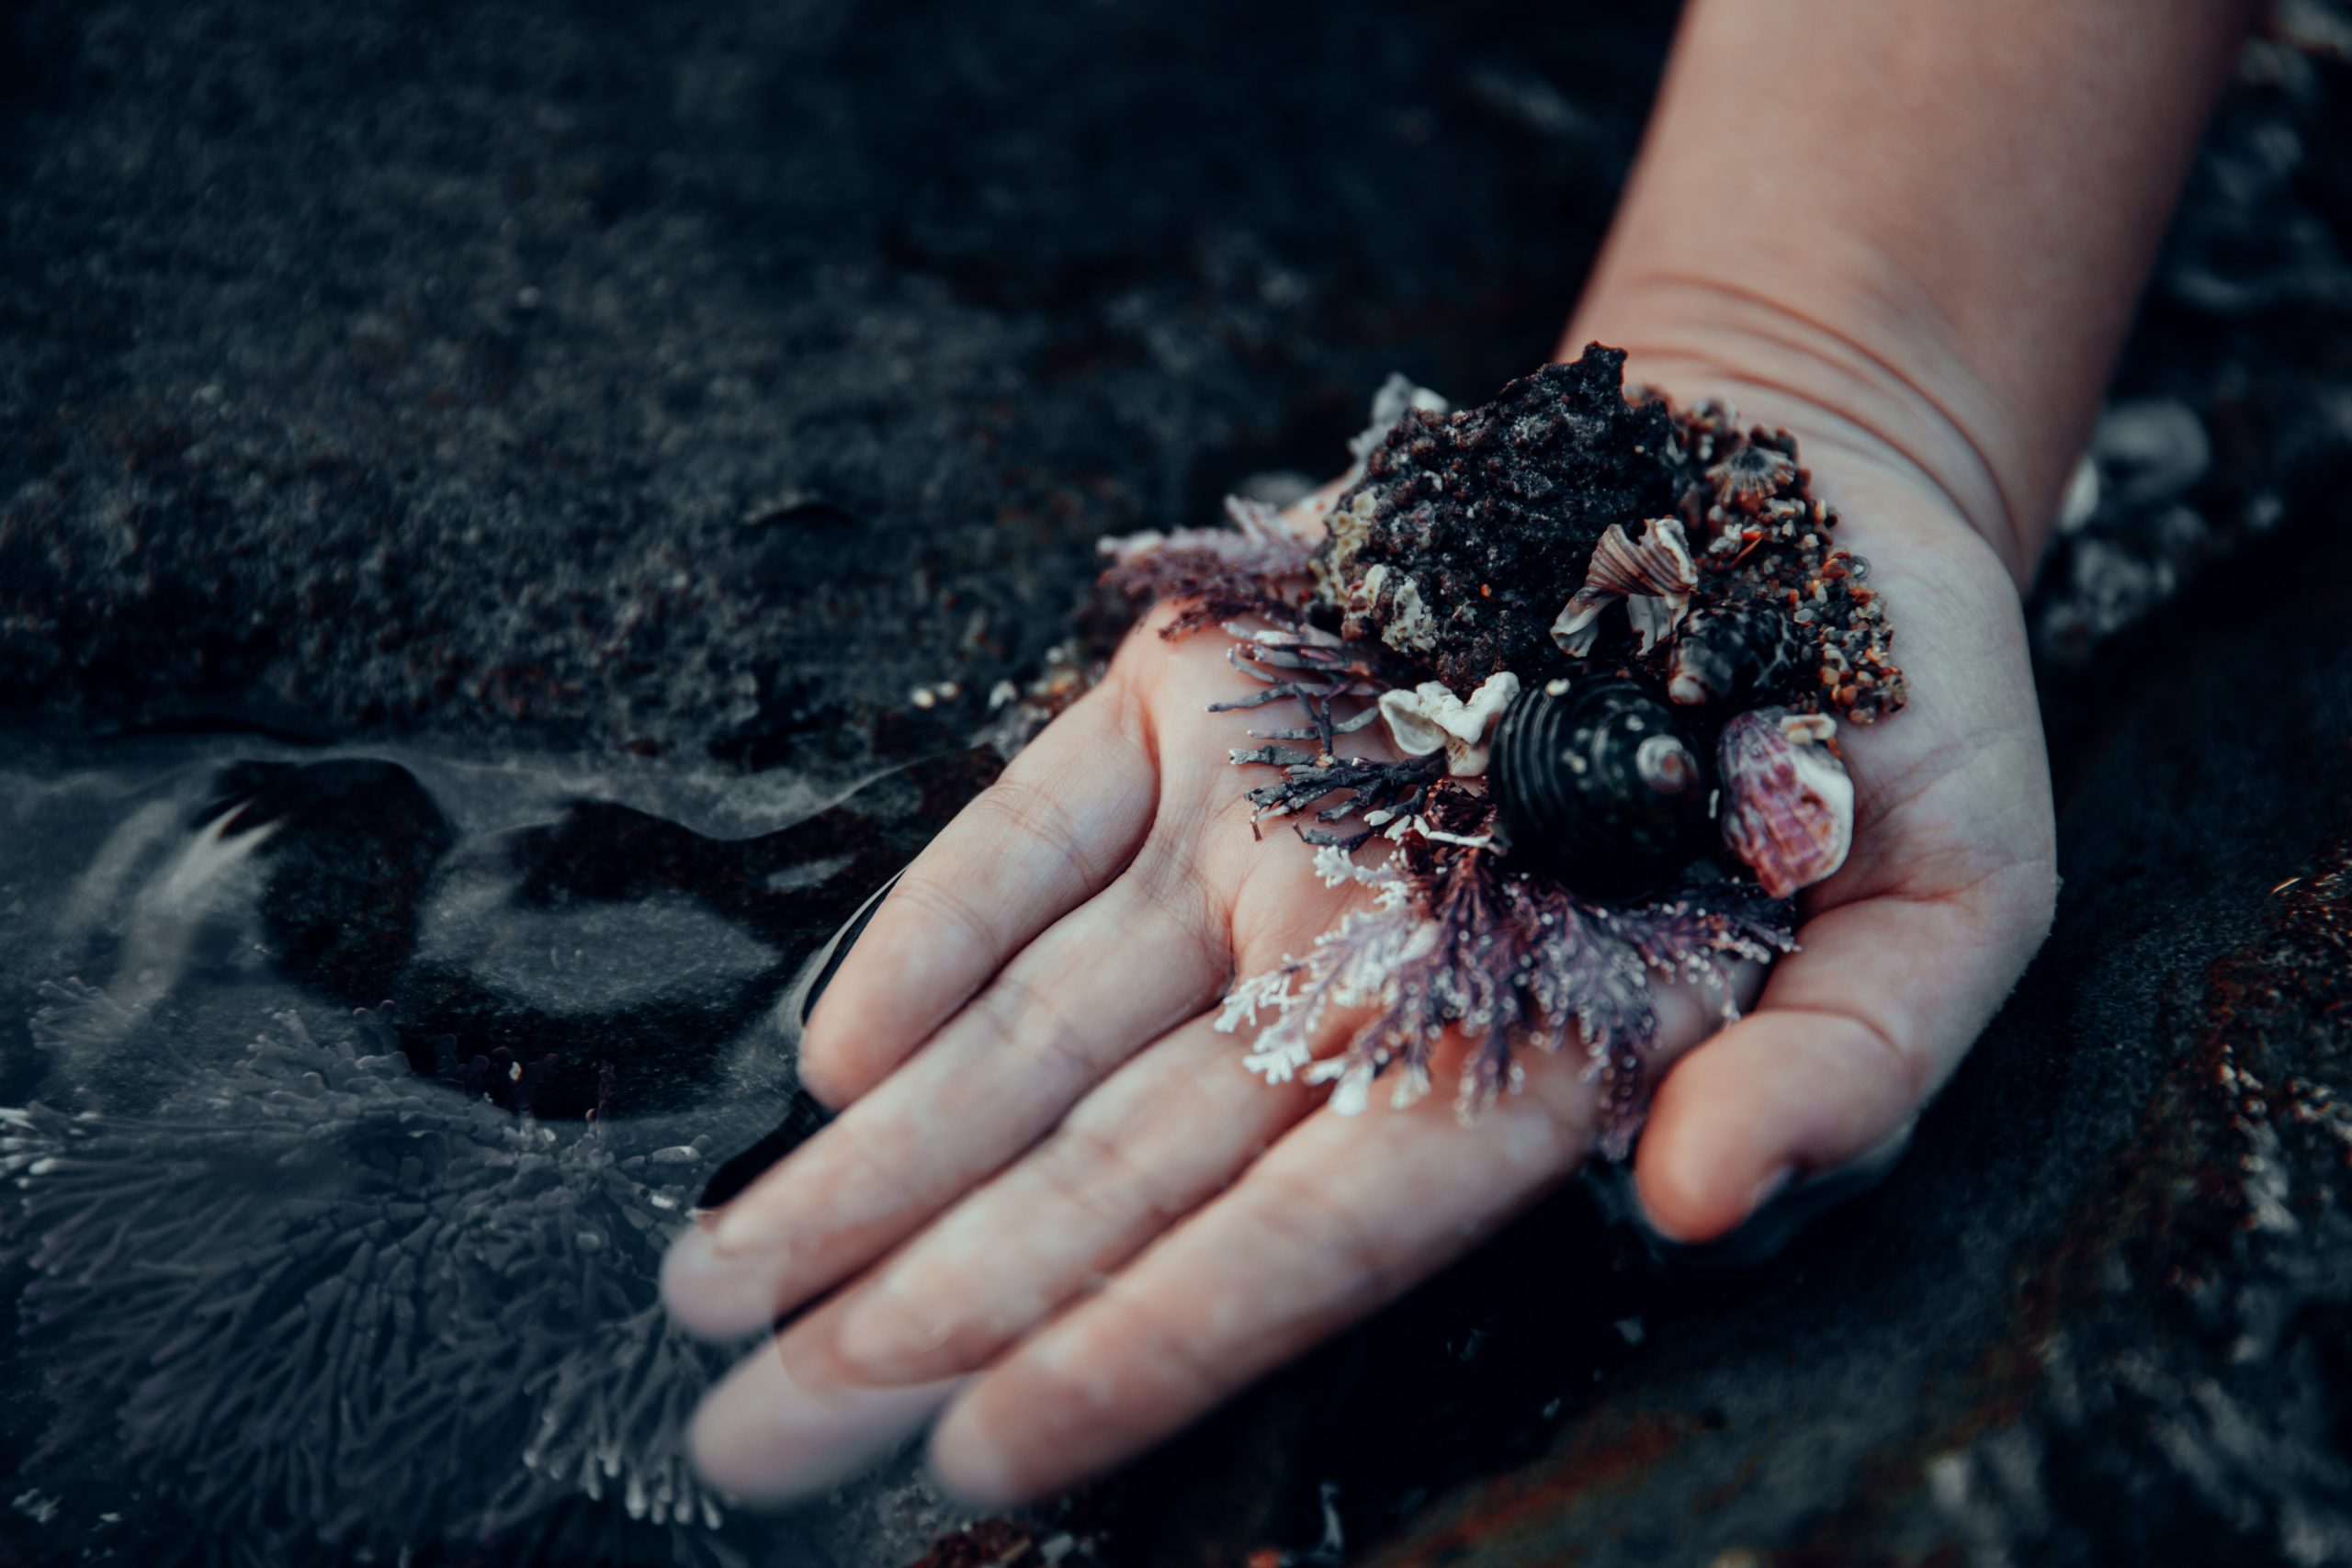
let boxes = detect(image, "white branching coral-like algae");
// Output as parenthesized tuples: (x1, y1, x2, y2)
(1217, 828, 1792, 1151)
(1, 993, 745, 1567)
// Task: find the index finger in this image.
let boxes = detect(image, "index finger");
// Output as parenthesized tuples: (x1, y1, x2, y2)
(798, 672, 1156, 1107)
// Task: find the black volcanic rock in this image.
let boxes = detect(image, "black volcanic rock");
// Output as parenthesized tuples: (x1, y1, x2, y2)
(1317, 346, 1679, 690)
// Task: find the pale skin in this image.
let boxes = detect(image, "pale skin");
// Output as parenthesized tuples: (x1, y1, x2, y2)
(664, 0, 2253, 1507)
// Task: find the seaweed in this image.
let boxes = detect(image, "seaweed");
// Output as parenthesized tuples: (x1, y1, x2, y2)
(1218, 842, 1794, 1154)
(0, 996, 747, 1567)
(1099, 496, 1319, 637)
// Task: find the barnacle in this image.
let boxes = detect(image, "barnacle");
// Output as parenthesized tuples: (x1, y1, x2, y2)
(1345, 563, 1442, 656)
(1661, 414, 1905, 725)
(0, 997, 746, 1566)
(1549, 517, 1699, 657)
(1344, 372, 1451, 473)
(1705, 441, 1798, 509)
(1377, 671, 1521, 777)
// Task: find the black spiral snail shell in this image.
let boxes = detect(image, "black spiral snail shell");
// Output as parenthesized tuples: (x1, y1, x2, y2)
(1490, 673, 1712, 899)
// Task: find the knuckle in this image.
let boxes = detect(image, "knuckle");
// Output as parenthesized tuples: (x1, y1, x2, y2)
(971, 773, 1076, 858)
(1035, 1117, 1185, 1232)
(884, 869, 996, 962)
(973, 969, 1099, 1085)
(1830, 1003, 1930, 1106)
(974, 769, 1120, 897)
(795, 1039, 865, 1108)
(1033, 1122, 1125, 1211)
(1937, 847, 2060, 960)
(1117, 857, 1230, 987)
(1085, 1285, 1226, 1404)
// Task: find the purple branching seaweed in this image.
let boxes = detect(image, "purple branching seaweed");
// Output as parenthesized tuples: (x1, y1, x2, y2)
(1211, 620, 1403, 725)
(1105, 504, 1425, 829)
(1099, 496, 1319, 635)
(1219, 849, 1796, 1156)
(0, 996, 748, 1567)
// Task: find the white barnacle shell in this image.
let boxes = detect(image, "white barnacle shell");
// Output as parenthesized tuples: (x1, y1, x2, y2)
(1378, 671, 1521, 777)
(1706, 442, 1798, 508)
(1716, 706, 1854, 897)
(1549, 517, 1699, 657)
(1349, 563, 1441, 655)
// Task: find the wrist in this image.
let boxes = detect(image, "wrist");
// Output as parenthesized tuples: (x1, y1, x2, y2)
(1560, 0, 2248, 593)
(1566, 273, 2047, 587)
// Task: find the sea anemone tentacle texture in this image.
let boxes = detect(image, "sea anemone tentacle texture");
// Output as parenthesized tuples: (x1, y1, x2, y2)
(1, 991, 754, 1568)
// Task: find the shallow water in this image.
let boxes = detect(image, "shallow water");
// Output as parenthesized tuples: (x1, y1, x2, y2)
(0, 727, 997, 1566)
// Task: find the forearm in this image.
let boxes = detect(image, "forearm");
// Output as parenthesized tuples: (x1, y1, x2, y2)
(1568, 0, 2250, 583)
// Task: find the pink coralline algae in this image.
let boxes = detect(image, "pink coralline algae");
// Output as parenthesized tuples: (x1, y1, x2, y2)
(1100, 347, 1901, 1148)
(1098, 495, 1323, 637)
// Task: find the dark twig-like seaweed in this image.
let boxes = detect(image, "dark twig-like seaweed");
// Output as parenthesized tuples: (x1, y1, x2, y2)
(1232, 750, 1444, 847)
(1211, 620, 1408, 750)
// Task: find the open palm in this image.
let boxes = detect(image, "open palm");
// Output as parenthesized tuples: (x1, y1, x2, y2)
(662, 423, 2057, 1506)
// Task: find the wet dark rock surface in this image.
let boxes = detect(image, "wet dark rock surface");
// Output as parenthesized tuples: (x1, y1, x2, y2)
(5, 2, 2352, 1566)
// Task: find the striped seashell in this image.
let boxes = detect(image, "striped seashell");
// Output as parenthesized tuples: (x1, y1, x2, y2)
(1665, 601, 1808, 707)
(1549, 517, 1699, 658)
(1716, 706, 1854, 897)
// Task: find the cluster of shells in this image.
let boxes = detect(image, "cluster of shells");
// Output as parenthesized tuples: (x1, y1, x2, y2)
(1319, 350, 1903, 903)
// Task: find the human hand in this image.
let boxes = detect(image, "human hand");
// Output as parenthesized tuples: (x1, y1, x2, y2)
(658, 397, 2058, 1506)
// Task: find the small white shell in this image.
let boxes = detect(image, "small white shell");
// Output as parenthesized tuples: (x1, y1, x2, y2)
(1717, 707, 1853, 897)
(1378, 671, 1521, 777)
(1549, 518, 1698, 657)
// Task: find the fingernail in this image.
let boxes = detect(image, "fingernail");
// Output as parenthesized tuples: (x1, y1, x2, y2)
(662, 1224, 791, 1340)
(691, 1350, 967, 1506)
(927, 1421, 1024, 1510)
(710, 1193, 788, 1258)
(797, 870, 900, 1029)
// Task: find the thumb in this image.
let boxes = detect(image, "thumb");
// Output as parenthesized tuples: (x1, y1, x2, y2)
(1630, 862, 2053, 1243)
